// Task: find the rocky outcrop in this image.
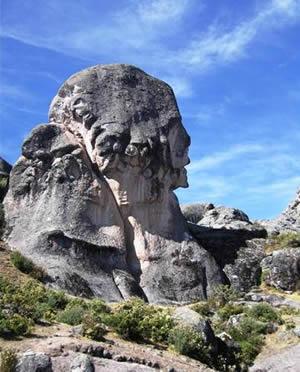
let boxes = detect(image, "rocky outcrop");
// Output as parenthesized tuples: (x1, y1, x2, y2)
(260, 188, 300, 234)
(0, 156, 11, 202)
(0, 156, 12, 177)
(181, 203, 214, 224)
(184, 205, 267, 292)
(16, 351, 52, 372)
(223, 239, 266, 293)
(261, 247, 300, 291)
(4, 64, 224, 303)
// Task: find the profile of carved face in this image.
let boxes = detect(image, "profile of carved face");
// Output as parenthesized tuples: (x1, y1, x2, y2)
(49, 65, 190, 198)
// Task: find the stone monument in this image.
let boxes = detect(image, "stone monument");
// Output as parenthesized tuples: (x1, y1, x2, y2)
(4, 64, 224, 303)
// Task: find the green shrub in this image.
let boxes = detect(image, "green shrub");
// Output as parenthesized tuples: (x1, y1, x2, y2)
(238, 336, 264, 367)
(228, 317, 266, 366)
(168, 326, 210, 364)
(285, 320, 296, 330)
(0, 313, 32, 337)
(0, 349, 17, 372)
(266, 232, 300, 252)
(0, 203, 5, 238)
(10, 251, 45, 281)
(108, 298, 174, 343)
(56, 304, 85, 325)
(247, 303, 281, 323)
(217, 303, 245, 321)
(0, 276, 71, 336)
(208, 285, 238, 308)
(82, 312, 107, 341)
(191, 302, 213, 317)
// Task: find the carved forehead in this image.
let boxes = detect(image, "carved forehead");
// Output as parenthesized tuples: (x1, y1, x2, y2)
(49, 64, 181, 129)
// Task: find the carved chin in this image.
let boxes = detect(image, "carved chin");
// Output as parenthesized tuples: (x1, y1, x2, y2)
(173, 168, 188, 189)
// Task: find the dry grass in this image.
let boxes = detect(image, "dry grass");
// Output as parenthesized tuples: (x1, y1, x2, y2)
(265, 232, 300, 253)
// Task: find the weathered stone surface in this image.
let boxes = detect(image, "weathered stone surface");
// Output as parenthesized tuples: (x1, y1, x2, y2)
(0, 156, 12, 177)
(70, 353, 94, 372)
(260, 248, 300, 291)
(181, 203, 214, 224)
(172, 307, 215, 344)
(4, 64, 224, 303)
(250, 344, 300, 372)
(223, 239, 266, 293)
(16, 351, 52, 372)
(198, 205, 263, 231)
(260, 188, 300, 234)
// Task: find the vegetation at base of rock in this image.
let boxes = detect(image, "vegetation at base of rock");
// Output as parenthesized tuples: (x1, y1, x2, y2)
(190, 301, 213, 317)
(265, 232, 300, 253)
(0, 266, 292, 371)
(0, 276, 69, 337)
(108, 298, 174, 343)
(168, 326, 210, 364)
(0, 349, 17, 372)
(246, 303, 282, 323)
(10, 251, 45, 281)
(217, 303, 245, 321)
(208, 285, 239, 308)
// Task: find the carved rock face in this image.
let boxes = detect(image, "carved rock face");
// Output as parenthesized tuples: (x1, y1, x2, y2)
(49, 64, 190, 197)
(4, 64, 224, 303)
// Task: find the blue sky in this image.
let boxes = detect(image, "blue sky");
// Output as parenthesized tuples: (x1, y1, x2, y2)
(1, 0, 300, 220)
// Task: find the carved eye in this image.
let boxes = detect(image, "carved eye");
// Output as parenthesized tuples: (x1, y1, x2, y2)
(73, 98, 85, 106)
(125, 144, 138, 157)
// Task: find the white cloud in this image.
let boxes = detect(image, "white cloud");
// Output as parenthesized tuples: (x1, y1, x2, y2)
(188, 143, 264, 173)
(162, 76, 193, 98)
(137, 0, 190, 23)
(173, 0, 300, 71)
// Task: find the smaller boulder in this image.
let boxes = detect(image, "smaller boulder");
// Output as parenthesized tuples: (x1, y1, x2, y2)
(70, 353, 94, 372)
(260, 248, 300, 291)
(180, 203, 214, 224)
(172, 306, 215, 344)
(199, 206, 255, 230)
(16, 351, 52, 372)
(224, 239, 266, 293)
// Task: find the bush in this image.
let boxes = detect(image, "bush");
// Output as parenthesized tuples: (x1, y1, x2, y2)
(82, 312, 107, 341)
(266, 232, 300, 252)
(0, 349, 17, 372)
(191, 302, 213, 317)
(0, 276, 72, 336)
(208, 285, 238, 308)
(56, 303, 86, 326)
(0, 312, 32, 337)
(247, 303, 281, 324)
(10, 251, 45, 281)
(217, 303, 244, 321)
(228, 317, 266, 366)
(168, 326, 211, 364)
(285, 320, 296, 330)
(108, 298, 174, 343)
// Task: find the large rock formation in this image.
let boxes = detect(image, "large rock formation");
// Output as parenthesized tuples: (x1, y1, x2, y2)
(260, 188, 300, 234)
(183, 204, 267, 292)
(0, 156, 11, 202)
(4, 64, 224, 303)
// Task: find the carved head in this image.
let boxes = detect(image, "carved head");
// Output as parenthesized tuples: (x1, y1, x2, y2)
(49, 64, 190, 203)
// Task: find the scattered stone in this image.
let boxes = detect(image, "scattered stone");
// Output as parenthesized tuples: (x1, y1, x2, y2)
(16, 351, 52, 372)
(70, 353, 94, 372)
